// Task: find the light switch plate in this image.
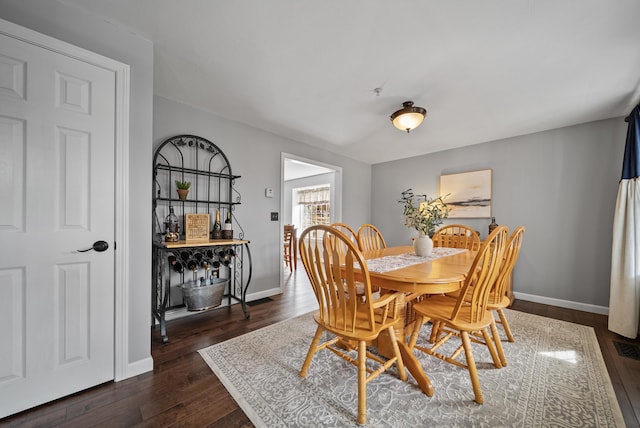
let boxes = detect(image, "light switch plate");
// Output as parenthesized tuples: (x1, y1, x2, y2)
(270, 212, 278, 221)
(265, 187, 274, 198)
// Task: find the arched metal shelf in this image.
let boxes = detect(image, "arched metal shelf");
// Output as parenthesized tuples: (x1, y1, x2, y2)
(152, 135, 251, 343)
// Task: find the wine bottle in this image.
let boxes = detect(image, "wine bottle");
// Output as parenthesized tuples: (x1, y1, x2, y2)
(218, 249, 230, 266)
(187, 260, 198, 271)
(222, 210, 233, 239)
(212, 209, 222, 239)
(168, 254, 182, 273)
(167, 253, 177, 266)
(488, 217, 498, 234)
(164, 206, 179, 242)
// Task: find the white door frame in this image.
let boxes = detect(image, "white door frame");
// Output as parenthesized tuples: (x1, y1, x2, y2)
(280, 152, 342, 288)
(0, 19, 131, 381)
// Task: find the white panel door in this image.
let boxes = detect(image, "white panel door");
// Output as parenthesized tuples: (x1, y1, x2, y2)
(0, 30, 116, 418)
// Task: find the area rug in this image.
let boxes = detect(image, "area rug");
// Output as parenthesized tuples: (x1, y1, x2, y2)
(198, 310, 625, 427)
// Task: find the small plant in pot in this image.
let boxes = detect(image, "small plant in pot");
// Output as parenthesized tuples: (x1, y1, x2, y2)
(176, 180, 191, 200)
(399, 189, 449, 256)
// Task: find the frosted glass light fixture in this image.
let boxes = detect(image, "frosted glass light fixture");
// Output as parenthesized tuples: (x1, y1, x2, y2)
(390, 101, 427, 133)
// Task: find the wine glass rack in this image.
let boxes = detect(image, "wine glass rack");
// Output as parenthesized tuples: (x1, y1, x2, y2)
(152, 135, 252, 343)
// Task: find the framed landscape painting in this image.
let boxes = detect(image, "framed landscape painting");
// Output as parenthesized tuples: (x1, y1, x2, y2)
(439, 169, 492, 218)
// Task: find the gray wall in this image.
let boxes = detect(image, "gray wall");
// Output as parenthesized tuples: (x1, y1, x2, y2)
(154, 96, 372, 297)
(372, 118, 626, 312)
(0, 1, 154, 367)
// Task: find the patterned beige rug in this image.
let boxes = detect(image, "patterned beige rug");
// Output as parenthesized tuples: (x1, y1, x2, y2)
(198, 310, 624, 427)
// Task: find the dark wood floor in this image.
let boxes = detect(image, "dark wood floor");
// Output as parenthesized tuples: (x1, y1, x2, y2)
(3, 268, 639, 427)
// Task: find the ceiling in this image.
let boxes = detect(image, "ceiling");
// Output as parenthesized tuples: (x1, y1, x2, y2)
(60, 0, 640, 164)
(284, 159, 334, 182)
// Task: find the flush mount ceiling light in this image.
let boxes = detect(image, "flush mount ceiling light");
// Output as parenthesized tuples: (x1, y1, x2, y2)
(390, 101, 427, 133)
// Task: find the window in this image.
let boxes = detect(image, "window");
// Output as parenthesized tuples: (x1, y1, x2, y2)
(297, 186, 330, 229)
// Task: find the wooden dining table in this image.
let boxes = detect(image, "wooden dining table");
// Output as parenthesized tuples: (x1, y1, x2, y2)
(363, 245, 474, 295)
(360, 245, 477, 396)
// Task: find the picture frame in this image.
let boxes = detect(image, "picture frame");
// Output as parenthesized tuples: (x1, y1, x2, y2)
(439, 169, 492, 218)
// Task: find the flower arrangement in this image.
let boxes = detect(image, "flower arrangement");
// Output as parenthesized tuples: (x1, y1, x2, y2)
(399, 189, 449, 237)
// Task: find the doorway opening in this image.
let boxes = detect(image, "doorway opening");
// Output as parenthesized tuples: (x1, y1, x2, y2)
(281, 154, 342, 282)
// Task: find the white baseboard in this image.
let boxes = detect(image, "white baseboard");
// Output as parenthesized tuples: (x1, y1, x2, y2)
(514, 292, 609, 315)
(116, 356, 154, 381)
(246, 287, 282, 302)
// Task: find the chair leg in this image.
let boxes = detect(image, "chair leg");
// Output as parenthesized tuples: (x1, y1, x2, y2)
(429, 321, 441, 343)
(461, 331, 483, 404)
(300, 326, 323, 377)
(292, 241, 297, 271)
(387, 326, 407, 381)
(357, 340, 367, 425)
(490, 320, 507, 367)
(480, 327, 502, 369)
(497, 309, 515, 342)
(407, 315, 424, 349)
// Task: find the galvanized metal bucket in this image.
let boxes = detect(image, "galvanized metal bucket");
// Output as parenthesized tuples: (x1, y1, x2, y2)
(181, 278, 227, 311)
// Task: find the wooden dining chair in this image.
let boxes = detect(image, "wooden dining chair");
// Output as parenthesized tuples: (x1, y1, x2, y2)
(298, 225, 407, 425)
(486, 226, 525, 345)
(432, 224, 481, 250)
(283, 224, 296, 272)
(406, 226, 508, 404)
(330, 222, 357, 244)
(330, 222, 380, 299)
(356, 223, 387, 252)
(442, 226, 525, 355)
(416, 224, 480, 342)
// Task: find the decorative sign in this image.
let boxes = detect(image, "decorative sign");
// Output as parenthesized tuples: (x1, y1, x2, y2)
(185, 213, 210, 241)
(440, 169, 492, 218)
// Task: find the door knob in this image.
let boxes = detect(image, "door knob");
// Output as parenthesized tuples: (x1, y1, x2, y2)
(77, 240, 109, 253)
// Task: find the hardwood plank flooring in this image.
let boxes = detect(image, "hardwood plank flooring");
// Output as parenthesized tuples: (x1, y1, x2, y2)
(2, 268, 639, 427)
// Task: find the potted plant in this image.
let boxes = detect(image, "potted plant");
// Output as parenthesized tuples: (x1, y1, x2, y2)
(176, 180, 191, 200)
(399, 189, 449, 256)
